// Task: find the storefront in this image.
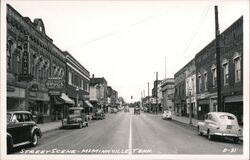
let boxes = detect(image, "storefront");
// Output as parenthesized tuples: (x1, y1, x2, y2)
(28, 91, 50, 122)
(83, 100, 93, 116)
(7, 86, 26, 111)
(197, 99, 209, 120)
(224, 95, 243, 125)
(51, 93, 75, 121)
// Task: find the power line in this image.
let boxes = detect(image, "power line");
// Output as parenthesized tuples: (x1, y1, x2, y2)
(81, 13, 165, 46)
(182, 6, 212, 57)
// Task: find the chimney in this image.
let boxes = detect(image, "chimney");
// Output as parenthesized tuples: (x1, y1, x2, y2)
(92, 74, 95, 78)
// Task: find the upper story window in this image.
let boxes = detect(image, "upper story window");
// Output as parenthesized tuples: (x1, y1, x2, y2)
(222, 59, 229, 86)
(211, 64, 217, 88)
(204, 72, 208, 91)
(68, 71, 72, 85)
(7, 40, 13, 72)
(233, 52, 241, 83)
(81, 79, 84, 90)
(198, 74, 202, 92)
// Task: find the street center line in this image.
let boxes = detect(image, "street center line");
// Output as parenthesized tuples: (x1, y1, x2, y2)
(129, 115, 132, 155)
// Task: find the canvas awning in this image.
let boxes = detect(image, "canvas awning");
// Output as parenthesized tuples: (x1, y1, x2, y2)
(53, 93, 75, 105)
(84, 100, 93, 108)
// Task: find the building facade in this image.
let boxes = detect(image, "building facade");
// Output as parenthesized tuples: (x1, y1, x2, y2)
(151, 80, 162, 113)
(184, 60, 197, 118)
(107, 86, 118, 112)
(7, 4, 66, 122)
(161, 78, 175, 112)
(195, 16, 243, 121)
(89, 75, 108, 112)
(64, 51, 91, 116)
(174, 61, 191, 116)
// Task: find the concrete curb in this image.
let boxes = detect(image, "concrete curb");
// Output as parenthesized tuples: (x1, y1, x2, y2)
(171, 118, 243, 143)
(41, 126, 61, 134)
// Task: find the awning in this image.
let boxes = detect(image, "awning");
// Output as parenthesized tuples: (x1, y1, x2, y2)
(84, 100, 93, 108)
(60, 93, 75, 105)
(224, 95, 243, 103)
(53, 93, 75, 105)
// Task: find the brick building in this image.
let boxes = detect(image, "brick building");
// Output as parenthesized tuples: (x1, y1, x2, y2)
(195, 16, 243, 121)
(161, 78, 175, 112)
(6, 4, 66, 122)
(64, 51, 91, 116)
(107, 86, 118, 112)
(174, 59, 194, 116)
(89, 75, 108, 113)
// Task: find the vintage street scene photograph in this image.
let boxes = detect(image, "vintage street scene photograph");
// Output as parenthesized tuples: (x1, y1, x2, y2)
(1, 0, 249, 160)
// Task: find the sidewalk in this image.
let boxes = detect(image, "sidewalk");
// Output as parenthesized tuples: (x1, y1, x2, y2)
(37, 121, 62, 134)
(172, 114, 243, 142)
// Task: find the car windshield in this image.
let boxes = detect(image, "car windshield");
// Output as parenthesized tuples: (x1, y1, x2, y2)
(7, 113, 11, 123)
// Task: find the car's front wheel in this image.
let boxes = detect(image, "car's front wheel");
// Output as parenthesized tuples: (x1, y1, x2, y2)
(31, 133, 39, 147)
(197, 127, 202, 136)
(79, 122, 83, 129)
(207, 130, 214, 140)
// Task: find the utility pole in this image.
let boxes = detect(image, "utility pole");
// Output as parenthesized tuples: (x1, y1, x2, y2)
(156, 72, 158, 114)
(148, 82, 150, 112)
(215, 6, 222, 112)
(189, 90, 192, 125)
(165, 57, 167, 79)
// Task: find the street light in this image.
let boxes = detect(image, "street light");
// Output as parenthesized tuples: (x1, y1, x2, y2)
(188, 89, 193, 125)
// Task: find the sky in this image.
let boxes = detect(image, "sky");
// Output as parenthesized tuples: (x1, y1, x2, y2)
(3, 0, 248, 102)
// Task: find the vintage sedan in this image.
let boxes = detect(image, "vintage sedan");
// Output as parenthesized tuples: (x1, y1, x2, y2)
(92, 109, 105, 120)
(197, 112, 241, 143)
(162, 110, 172, 120)
(7, 111, 42, 153)
(134, 107, 140, 115)
(62, 107, 88, 129)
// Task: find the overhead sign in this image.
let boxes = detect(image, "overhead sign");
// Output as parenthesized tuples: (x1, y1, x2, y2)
(49, 90, 61, 96)
(45, 77, 64, 89)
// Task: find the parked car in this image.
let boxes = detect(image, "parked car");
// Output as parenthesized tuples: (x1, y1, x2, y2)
(92, 109, 105, 120)
(62, 107, 88, 129)
(7, 111, 42, 153)
(124, 108, 130, 112)
(111, 108, 118, 113)
(134, 108, 140, 115)
(197, 112, 241, 143)
(162, 110, 172, 120)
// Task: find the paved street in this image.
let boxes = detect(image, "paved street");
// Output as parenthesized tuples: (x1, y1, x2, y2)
(14, 108, 242, 155)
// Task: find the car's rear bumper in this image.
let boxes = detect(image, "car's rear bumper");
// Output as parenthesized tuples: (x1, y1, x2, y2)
(92, 115, 103, 119)
(62, 123, 80, 127)
(213, 132, 239, 137)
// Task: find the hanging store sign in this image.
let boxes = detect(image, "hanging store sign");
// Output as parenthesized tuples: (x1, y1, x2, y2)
(45, 77, 65, 90)
(22, 35, 30, 75)
(19, 35, 33, 81)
